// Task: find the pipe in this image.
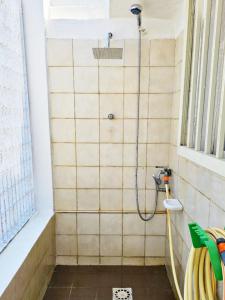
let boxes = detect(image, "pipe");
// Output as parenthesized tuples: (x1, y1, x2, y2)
(165, 184, 184, 300)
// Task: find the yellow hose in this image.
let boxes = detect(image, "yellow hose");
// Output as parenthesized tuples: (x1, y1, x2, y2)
(165, 183, 225, 300)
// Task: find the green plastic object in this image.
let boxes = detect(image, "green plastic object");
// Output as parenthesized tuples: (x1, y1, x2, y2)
(189, 223, 223, 281)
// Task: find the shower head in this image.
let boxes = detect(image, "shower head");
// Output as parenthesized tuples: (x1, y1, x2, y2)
(130, 4, 143, 27)
(130, 4, 142, 15)
(92, 32, 123, 60)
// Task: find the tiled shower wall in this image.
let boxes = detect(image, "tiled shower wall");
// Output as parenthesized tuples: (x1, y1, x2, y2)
(47, 38, 175, 265)
(166, 32, 225, 299)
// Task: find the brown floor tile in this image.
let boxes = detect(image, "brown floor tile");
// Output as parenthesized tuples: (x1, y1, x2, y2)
(44, 266, 175, 300)
(43, 288, 71, 300)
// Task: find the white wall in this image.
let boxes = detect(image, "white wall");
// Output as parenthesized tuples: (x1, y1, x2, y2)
(22, 0, 53, 213)
(46, 18, 177, 40)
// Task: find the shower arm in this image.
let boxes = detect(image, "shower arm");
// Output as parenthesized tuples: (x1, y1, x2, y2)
(107, 32, 113, 48)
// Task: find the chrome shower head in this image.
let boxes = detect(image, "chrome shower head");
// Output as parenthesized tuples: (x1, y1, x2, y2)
(130, 4, 143, 27)
(130, 4, 142, 15)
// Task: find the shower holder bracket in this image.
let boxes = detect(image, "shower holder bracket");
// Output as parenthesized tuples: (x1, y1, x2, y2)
(189, 222, 223, 280)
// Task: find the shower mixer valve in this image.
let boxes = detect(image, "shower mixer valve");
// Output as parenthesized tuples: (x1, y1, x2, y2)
(152, 166, 172, 192)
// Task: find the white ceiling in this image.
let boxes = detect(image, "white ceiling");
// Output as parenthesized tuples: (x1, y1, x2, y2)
(49, 0, 184, 21)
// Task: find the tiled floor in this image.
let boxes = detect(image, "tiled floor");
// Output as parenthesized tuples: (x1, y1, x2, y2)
(44, 266, 175, 300)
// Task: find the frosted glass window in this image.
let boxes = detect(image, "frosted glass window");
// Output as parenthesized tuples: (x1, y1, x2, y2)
(211, 1, 225, 154)
(200, 0, 216, 151)
(0, 0, 35, 252)
(183, 0, 225, 160)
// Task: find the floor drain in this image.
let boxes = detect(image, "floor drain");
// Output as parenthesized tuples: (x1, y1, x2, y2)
(112, 288, 133, 300)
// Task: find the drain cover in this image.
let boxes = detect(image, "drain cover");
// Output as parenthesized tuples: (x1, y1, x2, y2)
(112, 288, 132, 300)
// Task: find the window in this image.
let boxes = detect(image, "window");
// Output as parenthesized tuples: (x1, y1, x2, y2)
(180, 0, 225, 174)
(48, 0, 109, 19)
(0, 0, 35, 252)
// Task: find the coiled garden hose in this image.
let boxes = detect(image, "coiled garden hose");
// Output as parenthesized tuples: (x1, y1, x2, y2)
(166, 184, 225, 300)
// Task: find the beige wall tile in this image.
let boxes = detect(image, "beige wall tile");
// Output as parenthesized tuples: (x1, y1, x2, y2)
(53, 166, 76, 188)
(50, 93, 74, 118)
(99, 67, 123, 93)
(100, 167, 122, 188)
(124, 119, 147, 143)
(123, 167, 145, 189)
(52, 143, 76, 166)
(123, 144, 146, 166)
(100, 235, 122, 256)
(174, 62, 182, 92)
(76, 144, 99, 166)
(100, 189, 122, 211)
(171, 92, 180, 119)
(56, 213, 76, 234)
(150, 39, 175, 67)
(78, 256, 99, 265)
(49, 67, 74, 92)
(48, 39, 73, 66)
(75, 94, 99, 118)
(77, 167, 99, 188)
(100, 120, 123, 143)
(147, 119, 171, 143)
(124, 67, 149, 93)
(77, 189, 99, 211)
(77, 213, 99, 234)
(123, 236, 145, 257)
(175, 32, 184, 65)
(145, 236, 165, 256)
(208, 202, 225, 228)
(76, 119, 99, 142)
(73, 39, 98, 66)
(100, 94, 123, 118)
(78, 235, 99, 255)
(54, 189, 76, 211)
(145, 215, 166, 235)
(123, 214, 145, 235)
(123, 257, 145, 265)
(145, 257, 165, 266)
(123, 189, 145, 211)
(56, 256, 77, 265)
(56, 235, 77, 255)
(149, 67, 174, 93)
(100, 214, 122, 235)
(74, 67, 98, 93)
(124, 39, 150, 66)
(51, 119, 75, 143)
(148, 94, 172, 118)
(124, 94, 148, 119)
(147, 144, 169, 166)
(100, 257, 122, 265)
(100, 144, 123, 166)
(145, 189, 165, 212)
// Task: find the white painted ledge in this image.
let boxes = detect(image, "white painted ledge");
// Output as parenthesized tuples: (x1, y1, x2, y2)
(178, 146, 225, 178)
(0, 211, 54, 297)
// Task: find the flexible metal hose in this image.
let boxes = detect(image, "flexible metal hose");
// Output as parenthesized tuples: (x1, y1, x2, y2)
(135, 28, 158, 222)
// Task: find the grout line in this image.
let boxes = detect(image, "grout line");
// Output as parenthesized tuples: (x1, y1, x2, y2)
(72, 39, 78, 266)
(97, 39, 101, 265)
(122, 38, 125, 260)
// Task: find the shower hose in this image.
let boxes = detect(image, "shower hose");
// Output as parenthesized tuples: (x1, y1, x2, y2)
(166, 184, 225, 300)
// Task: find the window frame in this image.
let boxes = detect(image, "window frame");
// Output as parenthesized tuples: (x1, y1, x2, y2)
(178, 0, 225, 178)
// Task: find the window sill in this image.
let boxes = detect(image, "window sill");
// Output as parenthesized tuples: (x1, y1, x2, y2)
(0, 210, 54, 297)
(178, 146, 225, 178)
